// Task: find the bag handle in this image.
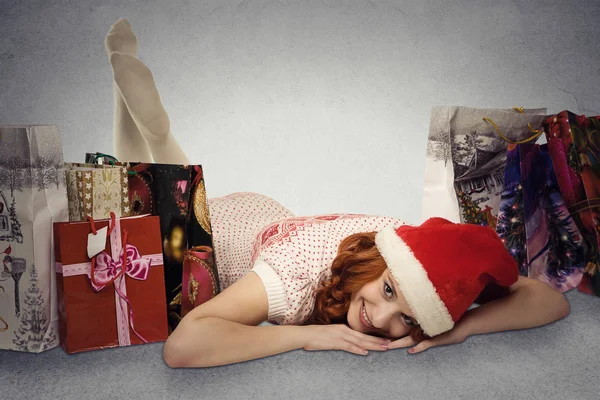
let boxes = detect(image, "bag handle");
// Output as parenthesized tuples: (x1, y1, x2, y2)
(88, 152, 119, 165)
(130, 163, 151, 174)
(127, 163, 154, 185)
(87, 152, 143, 178)
(567, 198, 600, 215)
(482, 106, 543, 144)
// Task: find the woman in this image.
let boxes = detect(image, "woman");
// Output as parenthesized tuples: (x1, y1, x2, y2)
(104, 19, 570, 368)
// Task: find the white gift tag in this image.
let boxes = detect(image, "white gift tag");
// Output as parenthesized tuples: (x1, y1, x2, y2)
(87, 226, 108, 259)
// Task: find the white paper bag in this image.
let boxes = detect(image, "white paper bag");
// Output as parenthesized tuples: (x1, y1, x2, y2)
(0, 125, 68, 352)
(422, 107, 547, 224)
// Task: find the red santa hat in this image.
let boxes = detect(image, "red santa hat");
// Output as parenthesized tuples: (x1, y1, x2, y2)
(375, 217, 519, 337)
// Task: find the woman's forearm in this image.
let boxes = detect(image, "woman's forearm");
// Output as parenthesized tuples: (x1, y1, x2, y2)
(163, 317, 307, 368)
(461, 280, 570, 336)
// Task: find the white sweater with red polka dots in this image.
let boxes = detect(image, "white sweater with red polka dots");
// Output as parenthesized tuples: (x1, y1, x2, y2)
(207, 192, 405, 325)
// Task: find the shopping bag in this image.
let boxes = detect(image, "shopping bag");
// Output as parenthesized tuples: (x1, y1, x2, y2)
(423, 106, 547, 224)
(0, 125, 68, 352)
(520, 143, 586, 292)
(54, 213, 168, 353)
(64, 163, 130, 221)
(544, 112, 600, 295)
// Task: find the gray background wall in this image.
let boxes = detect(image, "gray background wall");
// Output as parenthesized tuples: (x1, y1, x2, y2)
(1, 0, 599, 222)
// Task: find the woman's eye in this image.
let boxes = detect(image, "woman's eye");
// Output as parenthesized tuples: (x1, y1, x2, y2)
(401, 314, 416, 327)
(384, 283, 393, 297)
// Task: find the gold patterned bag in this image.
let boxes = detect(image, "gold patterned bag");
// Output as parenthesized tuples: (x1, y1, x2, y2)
(65, 163, 131, 221)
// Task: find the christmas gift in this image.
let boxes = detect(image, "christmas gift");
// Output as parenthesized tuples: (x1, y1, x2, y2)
(0, 125, 68, 352)
(519, 143, 586, 292)
(83, 154, 219, 332)
(65, 163, 130, 221)
(423, 106, 547, 225)
(54, 213, 168, 354)
(544, 112, 600, 295)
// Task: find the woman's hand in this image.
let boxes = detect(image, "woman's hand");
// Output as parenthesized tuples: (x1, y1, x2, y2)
(303, 324, 391, 355)
(387, 276, 571, 355)
(387, 322, 469, 354)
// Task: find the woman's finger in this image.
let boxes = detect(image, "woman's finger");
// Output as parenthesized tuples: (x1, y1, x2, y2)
(344, 327, 390, 346)
(387, 335, 417, 350)
(344, 333, 389, 351)
(408, 339, 434, 354)
(348, 337, 390, 351)
(340, 341, 369, 356)
(361, 336, 392, 350)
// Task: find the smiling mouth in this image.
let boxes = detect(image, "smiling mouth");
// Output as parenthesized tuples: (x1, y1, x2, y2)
(360, 301, 375, 329)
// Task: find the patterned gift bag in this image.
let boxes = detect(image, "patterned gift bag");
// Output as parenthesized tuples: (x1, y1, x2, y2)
(137, 163, 219, 331)
(544, 112, 600, 295)
(0, 125, 68, 352)
(519, 143, 586, 292)
(423, 106, 547, 225)
(64, 163, 130, 221)
(495, 144, 528, 275)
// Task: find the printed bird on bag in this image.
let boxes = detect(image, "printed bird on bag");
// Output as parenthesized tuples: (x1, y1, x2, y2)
(2, 245, 11, 273)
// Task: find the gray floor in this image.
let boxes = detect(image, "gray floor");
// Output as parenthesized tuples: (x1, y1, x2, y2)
(1, 289, 599, 400)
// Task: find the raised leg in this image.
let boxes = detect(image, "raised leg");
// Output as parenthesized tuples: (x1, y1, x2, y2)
(106, 19, 189, 164)
(105, 18, 153, 163)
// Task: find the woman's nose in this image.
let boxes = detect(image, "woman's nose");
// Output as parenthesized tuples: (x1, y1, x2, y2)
(371, 303, 396, 329)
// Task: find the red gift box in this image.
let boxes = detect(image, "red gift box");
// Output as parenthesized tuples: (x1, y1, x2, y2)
(54, 214, 168, 354)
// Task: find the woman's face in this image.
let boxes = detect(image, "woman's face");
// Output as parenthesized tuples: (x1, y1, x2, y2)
(347, 269, 418, 339)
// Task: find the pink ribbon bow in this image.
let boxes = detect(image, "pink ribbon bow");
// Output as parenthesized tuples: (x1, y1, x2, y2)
(88, 244, 150, 292)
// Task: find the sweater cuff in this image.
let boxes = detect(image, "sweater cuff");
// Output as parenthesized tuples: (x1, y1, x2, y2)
(251, 258, 288, 322)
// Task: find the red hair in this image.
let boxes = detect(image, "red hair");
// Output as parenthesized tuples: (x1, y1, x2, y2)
(305, 232, 427, 342)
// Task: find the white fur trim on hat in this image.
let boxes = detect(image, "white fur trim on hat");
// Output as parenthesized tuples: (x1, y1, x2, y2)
(375, 225, 454, 337)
